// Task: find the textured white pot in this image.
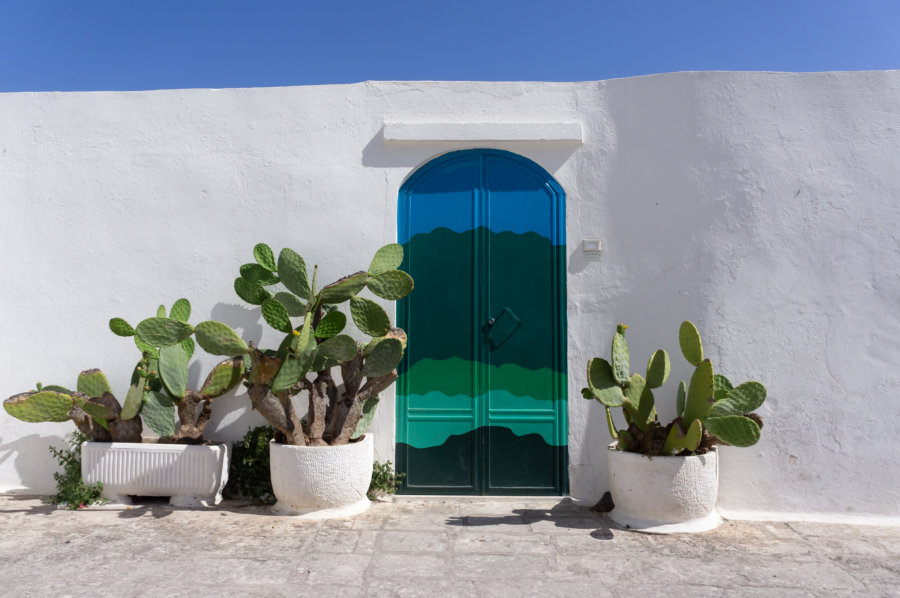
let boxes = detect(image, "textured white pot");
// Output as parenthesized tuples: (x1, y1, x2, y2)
(81, 442, 230, 507)
(269, 434, 373, 519)
(607, 443, 721, 533)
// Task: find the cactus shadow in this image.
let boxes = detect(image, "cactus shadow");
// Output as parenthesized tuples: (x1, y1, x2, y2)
(444, 499, 617, 539)
(0, 433, 67, 498)
(0, 493, 58, 515)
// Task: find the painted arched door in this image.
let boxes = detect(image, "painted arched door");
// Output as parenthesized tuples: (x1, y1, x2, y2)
(396, 149, 567, 495)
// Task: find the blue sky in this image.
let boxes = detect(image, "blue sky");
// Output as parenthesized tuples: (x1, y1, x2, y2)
(1, 1, 898, 92)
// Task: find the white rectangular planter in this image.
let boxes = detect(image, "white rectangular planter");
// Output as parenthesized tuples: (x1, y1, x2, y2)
(81, 442, 230, 507)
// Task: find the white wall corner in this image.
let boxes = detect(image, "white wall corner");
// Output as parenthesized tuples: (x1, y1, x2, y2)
(382, 121, 583, 143)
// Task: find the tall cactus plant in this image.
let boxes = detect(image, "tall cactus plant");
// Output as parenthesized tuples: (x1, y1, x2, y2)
(110, 299, 245, 443)
(583, 320, 767, 456)
(192, 243, 413, 447)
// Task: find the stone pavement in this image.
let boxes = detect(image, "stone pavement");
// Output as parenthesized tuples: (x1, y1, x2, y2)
(0, 494, 897, 598)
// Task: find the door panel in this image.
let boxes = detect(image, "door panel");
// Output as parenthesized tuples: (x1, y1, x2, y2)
(397, 149, 567, 495)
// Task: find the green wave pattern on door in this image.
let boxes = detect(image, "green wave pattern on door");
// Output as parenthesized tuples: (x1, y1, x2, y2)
(397, 149, 566, 494)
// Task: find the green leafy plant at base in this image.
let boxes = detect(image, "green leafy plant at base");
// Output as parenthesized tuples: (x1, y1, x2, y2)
(367, 460, 405, 500)
(226, 426, 276, 505)
(46, 432, 107, 509)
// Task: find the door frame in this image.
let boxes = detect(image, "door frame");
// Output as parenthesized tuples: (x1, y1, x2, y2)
(396, 148, 568, 495)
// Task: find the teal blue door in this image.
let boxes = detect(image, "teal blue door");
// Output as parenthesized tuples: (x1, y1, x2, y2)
(396, 149, 567, 495)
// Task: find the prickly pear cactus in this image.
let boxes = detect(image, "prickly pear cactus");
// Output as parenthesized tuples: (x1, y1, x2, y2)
(584, 320, 767, 455)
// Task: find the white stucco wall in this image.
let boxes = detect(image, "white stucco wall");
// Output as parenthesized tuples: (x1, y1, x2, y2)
(1, 72, 898, 523)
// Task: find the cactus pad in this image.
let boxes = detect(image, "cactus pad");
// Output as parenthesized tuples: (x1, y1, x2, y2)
(368, 243, 404, 276)
(605, 406, 619, 440)
(367, 270, 414, 301)
(352, 396, 380, 439)
(682, 359, 714, 425)
(109, 318, 135, 337)
(240, 263, 280, 286)
(261, 298, 293, 333)
(317, 334, 358, 362)
(159, 343, 189, 399)
(134, 335, 159, 358)
(181, 337, 195, 360)
(169, 298, 191, 323)
(710, 381, 767, 416)
(273, 313, 316, 391)
(77, 369, 112, 398)
(3, 391, 73, 422)
(70, 395, 111, 430)
(704, 415, 761, 447)
(663, 418, 702, 454)
(273, 292, 306, 317)
(361, 337, 403, 378)
(310, 351, 341, 373)
(135, 317, 194, 347)
(271, 353, 306, 392)
(277, 248, 310, 300)
(676, 380, 686, 417)
(142, 391, 176, 438)
(679, 320, 704, 366)
(315, 311, 347, 339)
(253, 243, 277, 272)
(194, 321, 249, 356)
(645, 349, 670, 389)
(611, 325, 630, 385)
(350, 296, 391, 337)
(319, 271, 368, 304)
(120, 368, 146, 420)
(587, 358, 625, 407)
(234, 277, 272, 306)
(200, 357, 245, 399)
(624, 374, 656, 432)
(156, 305, 167, 317)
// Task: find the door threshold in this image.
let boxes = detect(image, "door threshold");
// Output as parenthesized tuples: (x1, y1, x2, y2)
(391, 494, 575, 503)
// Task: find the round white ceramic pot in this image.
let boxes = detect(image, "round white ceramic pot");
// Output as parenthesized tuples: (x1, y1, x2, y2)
(269, 433, 373, 519)
(607, 443, 721, 533)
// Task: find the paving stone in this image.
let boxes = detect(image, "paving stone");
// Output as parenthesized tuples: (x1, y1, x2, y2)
(369, 553, 448, 579)
(356, 530, 379, 553)
(379, 530, 451, 553)
(364, 579, 480, 597)
(310, 528, 362, 552)
(828, 555, 900, 589)
(474, 578, 615, 598)
(528, 515, 608, 534)
(551, 528, 652, 553)
(453, 532, 556, 554)
(452, 554, 552, 579)
(301, 552, 372, 585)
(461, 514, 533, 533)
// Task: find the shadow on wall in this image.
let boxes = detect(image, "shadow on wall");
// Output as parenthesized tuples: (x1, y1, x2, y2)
(0, 433, 66, 494)
(360, 127, 582, 173)
(210, 302, 264, 344)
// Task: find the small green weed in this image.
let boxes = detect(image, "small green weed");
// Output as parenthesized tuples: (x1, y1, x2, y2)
(368, 460, 405, 500)
(227, 425, 276, 505)
(46, 432, 107, 509)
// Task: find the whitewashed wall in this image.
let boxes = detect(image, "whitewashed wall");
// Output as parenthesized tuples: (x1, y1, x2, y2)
(1, 72, 898, 523)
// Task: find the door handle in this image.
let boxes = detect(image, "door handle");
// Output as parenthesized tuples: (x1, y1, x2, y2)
(487, 307, 521, 349)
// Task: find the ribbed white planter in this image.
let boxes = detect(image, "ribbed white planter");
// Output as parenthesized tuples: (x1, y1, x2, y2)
(607, 443, 721, 533)
(269, 434, 373, 519)
(81, 442, 230, 507)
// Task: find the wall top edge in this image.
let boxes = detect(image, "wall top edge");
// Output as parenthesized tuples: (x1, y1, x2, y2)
(1, 70, 898, 97)
(382, 121, 584, 143)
